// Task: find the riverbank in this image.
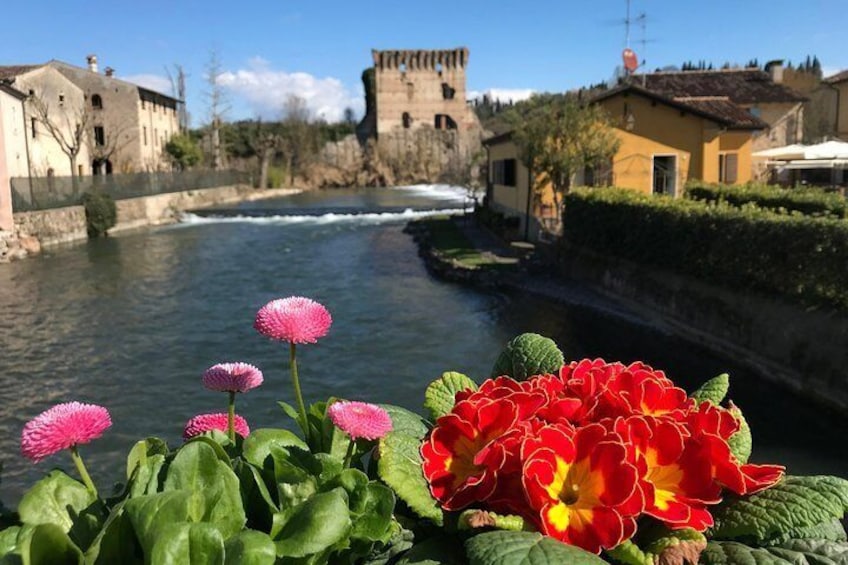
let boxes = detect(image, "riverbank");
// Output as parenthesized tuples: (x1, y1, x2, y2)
(409, 214, 848, 415)
(1, 185, 305, 263)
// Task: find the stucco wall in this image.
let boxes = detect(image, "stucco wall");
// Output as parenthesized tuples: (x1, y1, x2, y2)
(559, 242, 848, 413)
(837, 82, 848, 139)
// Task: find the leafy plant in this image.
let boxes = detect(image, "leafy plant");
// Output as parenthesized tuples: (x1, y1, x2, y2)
(80, 191, 117, 238)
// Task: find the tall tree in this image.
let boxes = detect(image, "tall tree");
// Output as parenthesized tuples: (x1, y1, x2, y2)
(29, 94, 91, 184)
(204, 49, 230, 169)
(280, 96, 318, 186)
(507, 93, 620, 223)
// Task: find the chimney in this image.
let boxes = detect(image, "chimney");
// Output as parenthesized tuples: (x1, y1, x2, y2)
(765, 59, 784, 83)
(104, 67, 115, 77)
(86, 54, 98, 73)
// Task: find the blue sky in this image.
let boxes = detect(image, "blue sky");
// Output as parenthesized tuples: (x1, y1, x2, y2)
(3, 0, 845, 125)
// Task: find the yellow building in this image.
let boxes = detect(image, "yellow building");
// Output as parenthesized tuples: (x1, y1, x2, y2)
(592, 83, 765, 194)
(483, 83, 765, 240)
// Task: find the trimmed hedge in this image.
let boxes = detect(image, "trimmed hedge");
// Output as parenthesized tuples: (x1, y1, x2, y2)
(563, 188, 848, 309)
(686, 182, 848, 219)
(80, 191, 117, 238)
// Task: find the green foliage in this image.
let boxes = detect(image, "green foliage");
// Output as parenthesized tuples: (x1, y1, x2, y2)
(701, 539, 848, 564)
(708, 475, 848, 546)
(563, 188, 848, 309)
(728, 403, 753, 464)
(686, 182, 848, 219)
(264, 165, 285, 188)
(491, 333, 564, 380)
(164, 133, 203, 171)
(423, 372, 478, 421)
(691, 373, 730, 405)
(465, 531, 607, 564)
(377, 407, 443, 526)
(80, 191, 117, 238)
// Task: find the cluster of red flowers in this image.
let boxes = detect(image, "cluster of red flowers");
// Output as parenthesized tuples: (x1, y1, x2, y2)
(421, 359, 784, 554)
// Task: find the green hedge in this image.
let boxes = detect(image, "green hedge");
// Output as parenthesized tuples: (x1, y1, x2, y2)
(563, 188, 848, 309)
(686, 182, 848, 219)
(80, 191, 117, 238)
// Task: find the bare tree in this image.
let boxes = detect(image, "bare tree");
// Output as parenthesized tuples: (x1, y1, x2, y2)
(87, 112, 135, 174)
(28, 94, 91, 186)
(254, 120, 282, 189)
(280, 95, 317, 185)
(165, 64, 190, 132)
(204, 49, 230, 169)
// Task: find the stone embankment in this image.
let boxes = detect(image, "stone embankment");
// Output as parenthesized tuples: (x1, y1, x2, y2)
(1, 185, 303, 263)
(408, 215, 848, 415)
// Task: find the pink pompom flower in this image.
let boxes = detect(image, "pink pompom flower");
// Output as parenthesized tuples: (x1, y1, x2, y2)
(183, 413, 250, 440)
(21, 402, 112, 463)
(328, 401, 393, 441)
(202, 362, 264, 393)
(254, 297, 332, 344)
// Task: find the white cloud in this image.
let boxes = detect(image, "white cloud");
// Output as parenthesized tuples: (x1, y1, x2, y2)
(217, 57, 362, 122)
(122, 73, 173, 96)
(467, 88, 536, 103)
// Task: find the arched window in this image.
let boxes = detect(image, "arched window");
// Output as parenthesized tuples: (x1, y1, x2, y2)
(402, 112, 412, 129)
(91, 94, 103, 109)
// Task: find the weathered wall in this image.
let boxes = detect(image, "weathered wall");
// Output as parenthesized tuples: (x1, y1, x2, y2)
(6, 184, 252, 260)
(559, 242, 848, 413)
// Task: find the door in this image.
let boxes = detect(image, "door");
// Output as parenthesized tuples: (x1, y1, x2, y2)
(652, 155, 677, 196)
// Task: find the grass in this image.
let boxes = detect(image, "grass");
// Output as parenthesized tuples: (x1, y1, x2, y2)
(417, 216, 518, 270)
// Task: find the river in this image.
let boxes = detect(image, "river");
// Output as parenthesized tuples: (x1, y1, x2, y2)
(0, 185, 845, 504)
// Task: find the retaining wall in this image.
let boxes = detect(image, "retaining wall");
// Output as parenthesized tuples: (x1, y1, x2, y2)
(558, 242, 848, 413)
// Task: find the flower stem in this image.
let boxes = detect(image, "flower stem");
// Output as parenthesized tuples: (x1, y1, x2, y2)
(227, 391, 236, 443)
(343, 438, 356, 468)
(69, 445, 97, 498)
(289, 342, 309, 442)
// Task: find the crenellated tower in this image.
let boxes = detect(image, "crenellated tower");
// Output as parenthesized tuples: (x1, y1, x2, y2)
(369, 47, 476, 135)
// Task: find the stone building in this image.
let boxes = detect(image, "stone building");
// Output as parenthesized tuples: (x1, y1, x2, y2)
(0, 55, 180, 178)
(0, 83, 28, 230)
(353, 47, 484, 185)
(824, 70, 848, 140)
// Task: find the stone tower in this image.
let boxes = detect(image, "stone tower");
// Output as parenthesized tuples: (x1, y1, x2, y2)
(369, 47, 478, 135)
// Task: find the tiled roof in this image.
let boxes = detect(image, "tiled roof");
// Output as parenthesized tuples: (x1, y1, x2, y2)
(637, 69, 807, 104)
(0, 65, 42, 80)
(825, 69, 848, 84)
(592, 84, 768, 130)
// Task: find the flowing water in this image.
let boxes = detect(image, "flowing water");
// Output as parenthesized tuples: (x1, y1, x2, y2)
(0, 185, 845, 504)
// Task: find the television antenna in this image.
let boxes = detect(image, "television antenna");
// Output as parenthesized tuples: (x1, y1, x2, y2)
(622, 0, 653, 77)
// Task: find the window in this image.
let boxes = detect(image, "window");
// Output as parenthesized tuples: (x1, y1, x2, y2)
(94, 126, 105, 146)
(31, 117, 37, 139)
(402, 112, 412, 129)
(91, 94, 103, 109)
(154, 128, 158, 146)
(58, 92, 65, 106)
(492, 159, 517, 187)
(719, 153, 738, 184)
(143, 126, 148, 146)
(434, 114, 457, 130)
(141, 99, 146, 109)
(441, 83, 456, 100)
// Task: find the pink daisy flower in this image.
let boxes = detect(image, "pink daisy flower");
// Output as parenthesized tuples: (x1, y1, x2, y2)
(183, 413, 250, 440)
(328, 401, 393, 441)
(21, 402, 112, 463)
(202, 362, 264, 393)
(254, 297, 332, 344)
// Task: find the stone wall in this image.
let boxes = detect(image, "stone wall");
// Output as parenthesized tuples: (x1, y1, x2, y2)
(2, 184, 253, 262)
(558, 243, 848, 413)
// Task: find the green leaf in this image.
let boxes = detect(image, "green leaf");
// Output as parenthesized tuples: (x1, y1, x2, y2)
(395, 535, 467, 564)
(708, 475, 848, 546)
(82, 501, 142, 565)
(148, 523, 225, 565)
(271, 489, 352, 559)
(163, 441, 246, 538)
(124, 490, 205, 556)
(242, 428, 308, 469)
(605, 540, 652, 565)
(125, 437, 169, 481)
(18, 471, 95, 533)
(233, 460, 278, 531)
(701, 539, 848, 564)
(0, 527, 20, 557)
(727, 403, 752, 464)
(379, 405, 429, 438)
(490, 333, 564, 380)
(378, 430, 443, 526)
(223, 530, 276, 565)
(349, 482, 395, 543)
(465, 531, 607, 564)
(424, 372, 478, 421)
(128, 453, 166, 498)
(20, 523, 82, 565)
(691, 373, 730, 406)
